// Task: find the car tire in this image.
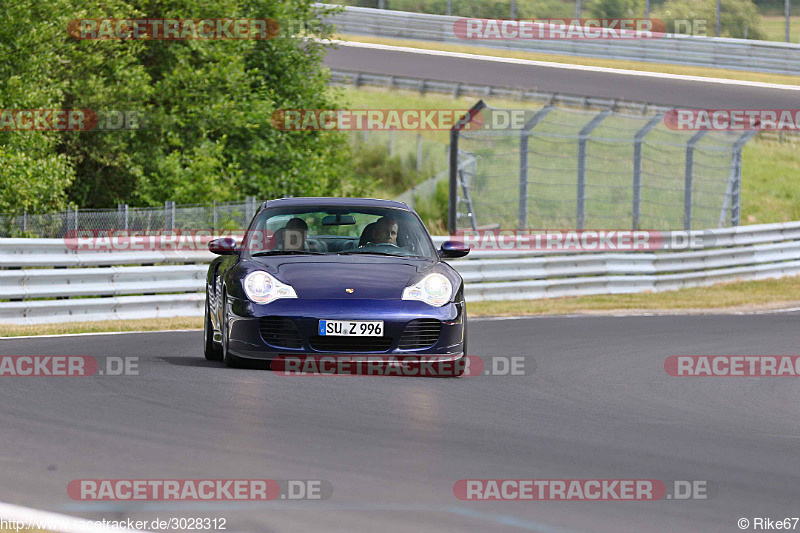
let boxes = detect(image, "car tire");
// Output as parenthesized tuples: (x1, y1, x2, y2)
(204, 293, 223, 361)
(221, 292, 240, 368)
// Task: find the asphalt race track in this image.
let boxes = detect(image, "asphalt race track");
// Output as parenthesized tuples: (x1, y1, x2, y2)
(2, 313, 800, 532)
(323, 43, 800, 108)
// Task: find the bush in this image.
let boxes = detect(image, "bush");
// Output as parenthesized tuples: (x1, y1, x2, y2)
(587, 0, 644, 18)
(655, 0, 765, 38)
(352, 143, 421, 194)
(413, 180, 449, 235)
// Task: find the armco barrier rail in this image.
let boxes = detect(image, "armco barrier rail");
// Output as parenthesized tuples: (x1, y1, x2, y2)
(322, 5, 800, 76)
(2, 221, 800, 325)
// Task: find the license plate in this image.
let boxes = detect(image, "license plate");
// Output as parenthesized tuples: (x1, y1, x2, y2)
(318, 320, 384, 337)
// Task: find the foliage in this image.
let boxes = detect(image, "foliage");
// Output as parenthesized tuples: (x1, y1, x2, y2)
(0, 0, 360, 215)
(655, 0, 765, 38)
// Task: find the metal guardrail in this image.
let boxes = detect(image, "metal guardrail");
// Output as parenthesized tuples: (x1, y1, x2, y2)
(2, 221, 800, 324)
(324, 5, 800, 75)
(329, 70, 675, 115)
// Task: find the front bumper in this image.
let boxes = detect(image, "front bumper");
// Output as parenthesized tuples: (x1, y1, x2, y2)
(225, 295, 466, 361)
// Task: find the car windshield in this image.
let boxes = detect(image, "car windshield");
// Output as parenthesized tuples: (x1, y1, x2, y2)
(243, 205, 438, 259)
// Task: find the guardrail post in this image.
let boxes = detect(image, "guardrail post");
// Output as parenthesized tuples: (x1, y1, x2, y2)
(519, 106, 554, 229)
(632, 114, 663, 230)
(684, 130, 708, 230)
(577, 110, 610, 230)
(449, 100, 486, 234)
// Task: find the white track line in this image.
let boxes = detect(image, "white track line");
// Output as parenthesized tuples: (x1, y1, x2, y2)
(331, 39, 800, 91)
(0, 500, 151, 533)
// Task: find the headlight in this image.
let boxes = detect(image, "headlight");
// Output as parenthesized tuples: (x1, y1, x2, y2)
(402, 273, 453, 307)
(243, 271, 297, 304)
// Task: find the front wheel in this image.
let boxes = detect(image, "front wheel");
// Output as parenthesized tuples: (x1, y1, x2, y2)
(203, 294, 222, 361)
(221, 292, 241, 368)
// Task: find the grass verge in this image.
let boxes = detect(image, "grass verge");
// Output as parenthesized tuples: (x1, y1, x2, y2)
(0, 317, 203, 338)
(468, 275, 800, 316)
(2, 277, 799, 337)
(761, 16, 800, 43)
(333, 34, 800, 87)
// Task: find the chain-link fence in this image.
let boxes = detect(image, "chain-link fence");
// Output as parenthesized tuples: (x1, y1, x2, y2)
(0, 198, 263, 238)
(449, 101, 756, 232)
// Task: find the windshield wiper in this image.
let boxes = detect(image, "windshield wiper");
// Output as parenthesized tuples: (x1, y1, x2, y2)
(337, 250, 403, 257)
(251, 250, 326, 256)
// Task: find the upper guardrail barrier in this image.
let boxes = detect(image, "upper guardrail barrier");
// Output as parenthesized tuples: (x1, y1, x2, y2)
(321, 4, 800, 76)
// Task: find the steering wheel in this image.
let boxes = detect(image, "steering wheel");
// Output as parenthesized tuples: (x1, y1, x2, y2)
(371, 242, 400, 248)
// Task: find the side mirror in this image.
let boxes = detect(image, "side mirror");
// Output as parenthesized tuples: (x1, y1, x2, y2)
(209, 237, 238, 255)
(439, 240, 470, 258)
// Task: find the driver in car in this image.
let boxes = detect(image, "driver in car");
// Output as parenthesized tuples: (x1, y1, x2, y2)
(372, 216, 398, 245)
(281, 217, 308, 250)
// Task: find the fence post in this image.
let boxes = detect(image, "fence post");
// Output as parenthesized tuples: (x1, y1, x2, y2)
(632, 114, 663, 230)
(246, 196, 256, 222)
(576, 110, 610, 230)
(720, 130, 757, 227)
(213, 200, 218, 232)
(449, 100, 486, 235)
(22, 210, 27, 233)
(165, 201, 174, 230)
(124, 204, 129, 231)
(684, 130, 707, 230)
(519, 106, 554, 230)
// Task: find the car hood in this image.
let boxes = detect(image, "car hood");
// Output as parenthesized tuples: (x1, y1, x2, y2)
(253, 255, 437, 299)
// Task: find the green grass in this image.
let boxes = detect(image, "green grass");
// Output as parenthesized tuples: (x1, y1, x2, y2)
(469, 275, 800, 315)
(760, 15, 800, 43)
(0, 317, 203, 338)
(741, 135, 800, 224)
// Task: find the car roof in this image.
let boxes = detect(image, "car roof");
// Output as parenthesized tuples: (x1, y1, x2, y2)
(262, 197, 411, 210)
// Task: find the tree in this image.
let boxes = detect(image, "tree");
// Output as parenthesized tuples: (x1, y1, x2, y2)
(0, 0, 363, 214)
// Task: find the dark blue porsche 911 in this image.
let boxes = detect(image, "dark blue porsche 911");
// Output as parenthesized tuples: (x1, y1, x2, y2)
(203, 197, 470, 371)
